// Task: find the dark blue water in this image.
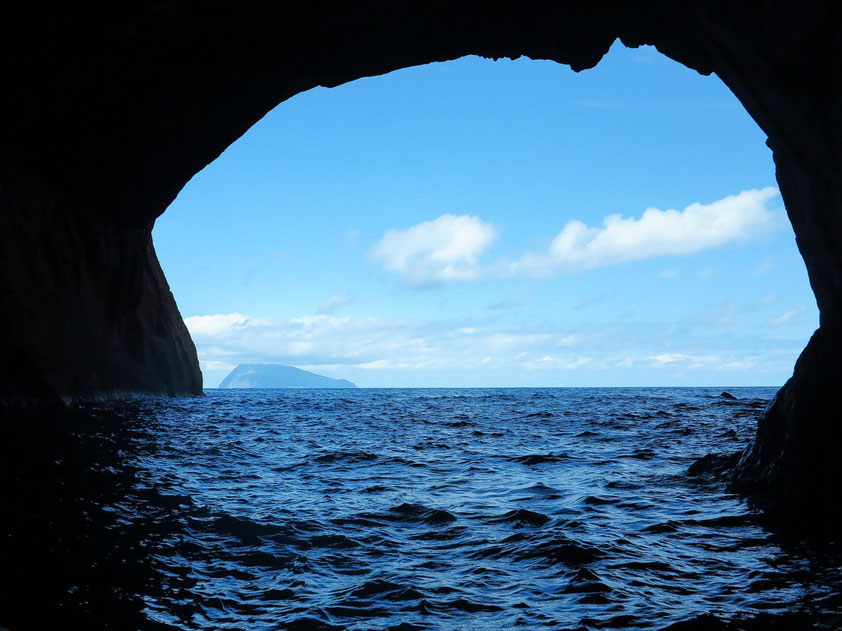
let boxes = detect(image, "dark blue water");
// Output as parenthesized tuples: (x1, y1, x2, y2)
(2, 388, 841, 630)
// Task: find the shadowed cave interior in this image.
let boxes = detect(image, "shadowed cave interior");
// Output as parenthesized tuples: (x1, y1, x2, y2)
(1, 1, 840, 531)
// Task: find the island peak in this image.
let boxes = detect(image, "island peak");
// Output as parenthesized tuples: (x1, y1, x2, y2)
(218, 364, 356, 389)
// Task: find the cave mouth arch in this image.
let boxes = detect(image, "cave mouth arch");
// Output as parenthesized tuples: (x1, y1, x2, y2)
(153, 47, 814, 391)
(2, 3, 841, 524)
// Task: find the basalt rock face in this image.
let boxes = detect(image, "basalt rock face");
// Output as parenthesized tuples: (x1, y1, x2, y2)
(733, 326, 842, 531)
(1, 2, 841, 522)
(0, 166, 202, 405)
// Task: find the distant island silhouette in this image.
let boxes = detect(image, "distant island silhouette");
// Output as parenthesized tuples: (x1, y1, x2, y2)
(218, 364, 356, 389)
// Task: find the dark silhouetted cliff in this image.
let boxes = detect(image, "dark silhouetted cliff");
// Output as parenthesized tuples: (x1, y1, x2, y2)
(1, 1, 841, 527)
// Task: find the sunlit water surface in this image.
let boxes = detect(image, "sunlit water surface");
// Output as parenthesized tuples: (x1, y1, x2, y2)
(2, 388, 841, 630)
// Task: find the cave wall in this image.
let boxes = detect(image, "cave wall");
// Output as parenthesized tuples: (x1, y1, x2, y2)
(0, 165, 201, 404)
(2, 1, 841, 520)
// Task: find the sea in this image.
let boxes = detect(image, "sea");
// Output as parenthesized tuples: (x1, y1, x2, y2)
(1, 387, 841, 630)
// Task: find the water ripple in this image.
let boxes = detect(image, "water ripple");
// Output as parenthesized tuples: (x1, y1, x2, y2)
(1, 387, 841, 630)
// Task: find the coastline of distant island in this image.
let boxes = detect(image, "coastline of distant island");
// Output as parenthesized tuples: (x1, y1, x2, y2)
(217, 364, 356, 389)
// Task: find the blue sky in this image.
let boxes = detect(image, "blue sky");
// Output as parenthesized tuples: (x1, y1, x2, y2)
(154, 43, 817, 388)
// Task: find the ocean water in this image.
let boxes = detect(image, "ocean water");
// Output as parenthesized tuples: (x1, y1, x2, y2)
(1, 388, 841, 630)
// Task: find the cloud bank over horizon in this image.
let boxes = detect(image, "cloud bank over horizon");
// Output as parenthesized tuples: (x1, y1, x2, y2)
(184, 307, 809, 388)
(369, 188, 782, 285)
(183, 187, 805, 388)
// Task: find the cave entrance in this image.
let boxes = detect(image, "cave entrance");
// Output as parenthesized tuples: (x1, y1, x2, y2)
(152, 44, 816, 390)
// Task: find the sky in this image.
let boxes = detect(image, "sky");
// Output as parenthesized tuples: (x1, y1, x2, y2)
(153, 43, 817, 388)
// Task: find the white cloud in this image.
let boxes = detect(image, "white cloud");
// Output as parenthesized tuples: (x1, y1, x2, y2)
(185, 311, 808, 387)
(521, 355, 591, 371)
(317, 291, 358, 315)
(506, 187, 780, 276)
(184, 312, 272, 336)
(368, 213, 496, 284)
(768, 308, 805, 327)
(647, 353, 763, 372)
(370, 189, 781, 283)
(185, 312, 592, 385)
(651, 353, 689, 364)
(718, 359, 759, 371)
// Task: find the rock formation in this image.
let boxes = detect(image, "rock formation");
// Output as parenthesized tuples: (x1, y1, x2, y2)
(1, 2, 840, 524)
(219, 364, 356, 389)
